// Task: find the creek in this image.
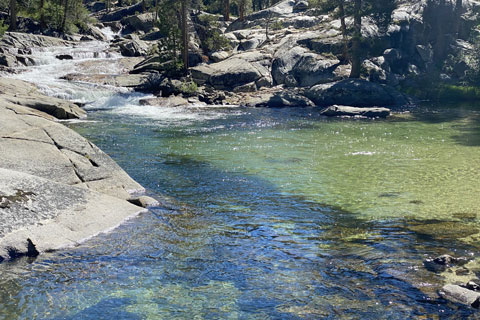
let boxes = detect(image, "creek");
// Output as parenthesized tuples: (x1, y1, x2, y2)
(1, 38, 480, 319)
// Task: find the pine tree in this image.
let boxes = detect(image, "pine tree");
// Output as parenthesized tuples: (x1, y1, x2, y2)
(8, 0, 16, 31)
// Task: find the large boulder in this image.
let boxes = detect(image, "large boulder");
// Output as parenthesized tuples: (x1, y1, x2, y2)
(267, 91, 315, 108)
(118, 39, 149, 57)
(100, 2, 145, 22)
(227, 0, 296, 31)
(305, 79, 410, 108)
(0, 103, 146, 261)
(82, 24, 109, 41)
(121, 13, 155, 33)
(272, 46, 342, 87)
(192, 51, 272, 90)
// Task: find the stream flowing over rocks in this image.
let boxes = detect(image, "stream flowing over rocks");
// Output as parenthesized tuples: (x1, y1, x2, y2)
(2, 0, 480, 316)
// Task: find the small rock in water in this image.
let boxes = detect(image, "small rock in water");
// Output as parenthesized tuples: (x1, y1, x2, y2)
(56, 54, 73, 60)
(424, 254, 470, 272)
(128, 196, 159, 208)
(320, 105, 390, 118)
(440, 284, 480, 309)
(464, 280, 480, 292)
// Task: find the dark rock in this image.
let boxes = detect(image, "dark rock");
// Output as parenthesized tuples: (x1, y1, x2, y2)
(56, 54, 73, 60)
(464, 280, 480, 292)
(119, 40, 149, 57)
(320, 105, 390, 118)
(141, 31, 166, 41)
(80, 35, 96, 42)
(293, 0, 309, 13)
(424, 254, 471, 272)
(121, 13, 155, 33)
(267, 91, 315, 108)
(100, 2, 145, 22)
(306, 79, 410, 108)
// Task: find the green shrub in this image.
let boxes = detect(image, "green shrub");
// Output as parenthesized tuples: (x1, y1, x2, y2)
(0, 20, 8, 37)
(271, 20, 283, 30)
(205, 30, 231, 52)
(403, 84, 480, 102)
(180, 80, 198, 96)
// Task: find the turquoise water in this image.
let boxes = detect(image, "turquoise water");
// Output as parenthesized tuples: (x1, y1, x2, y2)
(2, 101, 480, 319)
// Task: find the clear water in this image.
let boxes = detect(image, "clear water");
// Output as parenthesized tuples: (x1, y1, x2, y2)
(2, 42, 480, 319)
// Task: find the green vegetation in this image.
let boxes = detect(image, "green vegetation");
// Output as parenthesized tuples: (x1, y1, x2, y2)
(0, 20, 8, 36)
(180, 79, 198, 96)
(1, 0, 92, 33)
(404, 84, 480, 102)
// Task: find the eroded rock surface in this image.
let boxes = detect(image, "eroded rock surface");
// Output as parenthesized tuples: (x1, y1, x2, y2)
(0, 100, 145, 261)
(0, 78, 85, 119)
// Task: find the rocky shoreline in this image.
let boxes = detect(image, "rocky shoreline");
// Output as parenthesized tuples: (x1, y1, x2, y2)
(1, 0, 479, 311)
(0, 36, 158, 261)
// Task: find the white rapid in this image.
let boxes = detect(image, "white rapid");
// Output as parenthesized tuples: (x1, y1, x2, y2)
(7, 32, 240, 126)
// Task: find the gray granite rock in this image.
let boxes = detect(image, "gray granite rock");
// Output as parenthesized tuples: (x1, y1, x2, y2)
(0, 101, 146, 261)
(0, 78, 86, 119)
(0, 168, 146, 262)
(440, 284, 480, 309)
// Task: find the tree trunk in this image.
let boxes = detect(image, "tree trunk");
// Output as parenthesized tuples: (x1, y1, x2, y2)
(8, 0, 17, 31)
(239, 0, 245, 21)
(154, 0, 159, 21)
(39, 0, 46, 29)
(181, 0, 189, 73)
(223, 0, 230, 21)
(349, 0, 362, 78)
(61, 0, 69, 33)
(455, 0, 463, 36)
(338, 0, 348, 63)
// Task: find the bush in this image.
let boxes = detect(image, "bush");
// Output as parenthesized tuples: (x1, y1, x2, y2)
(180, 80, 198, 96)
(0, 20, 8, 37)
(205, 30, 231, 52)
(403, 84, 480, 102)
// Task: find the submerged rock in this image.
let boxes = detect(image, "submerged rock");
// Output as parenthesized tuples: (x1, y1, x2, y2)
(424, 254, 471, 272)
(320, 105, 390, 118)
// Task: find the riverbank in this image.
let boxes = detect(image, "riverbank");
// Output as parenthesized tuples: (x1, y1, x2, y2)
(0, 70, 155, 262)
